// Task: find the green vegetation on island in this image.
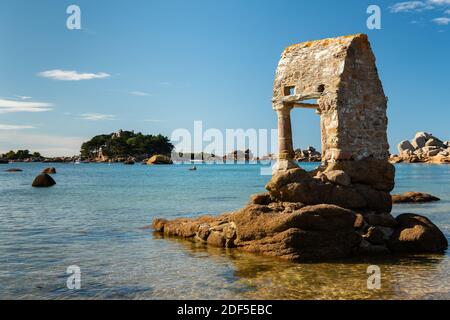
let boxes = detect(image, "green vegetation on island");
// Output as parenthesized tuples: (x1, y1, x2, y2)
(0, 150, 42, 162)
(80, 130, 174, 161)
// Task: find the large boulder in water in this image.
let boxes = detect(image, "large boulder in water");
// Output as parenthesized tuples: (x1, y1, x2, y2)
(152, 201, 448, 261)
(42, 167, 56, 174)
(153, 204, 363, 261)
(32, 173, 56, 188)
(147, 155, 173, 165)
(388, 214, 448, 253)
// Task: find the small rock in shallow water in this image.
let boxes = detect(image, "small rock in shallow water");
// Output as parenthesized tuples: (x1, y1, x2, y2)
(6, 168, 22, 172)
(392, 192, 440, 203)
(147, 155, 173, 165)
(42, 167, 56, 174)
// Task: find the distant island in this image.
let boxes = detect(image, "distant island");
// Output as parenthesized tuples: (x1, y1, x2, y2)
(81, 130, 174, 162)
(0, 130, 174, 164)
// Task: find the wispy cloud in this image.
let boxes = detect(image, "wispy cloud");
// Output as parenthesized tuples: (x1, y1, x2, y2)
(0, 124, 35, 130)
(432, 17, 450, 24)
(130, 91, 151, 97)
(14, 95, 32, 100)
(0, 98, 53, 113)
(389, 1, 433, 13)
(80, 113, 116, 121)
(428, 0, 450, 5)
(38, 69, 110, 81)
(389, 0, 450, 13)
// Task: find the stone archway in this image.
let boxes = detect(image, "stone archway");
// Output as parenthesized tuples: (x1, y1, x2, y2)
(272, 92, 323, 172)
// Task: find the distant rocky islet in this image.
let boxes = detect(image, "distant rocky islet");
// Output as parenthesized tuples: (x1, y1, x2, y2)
(391, 132, 450, 164)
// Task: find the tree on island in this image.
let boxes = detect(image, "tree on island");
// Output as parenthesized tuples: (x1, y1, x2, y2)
(0, 150, 42, 161)
(80, 130, 174, 160)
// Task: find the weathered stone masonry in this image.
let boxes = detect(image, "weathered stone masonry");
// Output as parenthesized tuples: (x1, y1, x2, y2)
(273, 33, 389, 171)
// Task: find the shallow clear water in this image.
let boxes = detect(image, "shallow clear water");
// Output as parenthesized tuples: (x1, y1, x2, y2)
(0, 162, 449, 299)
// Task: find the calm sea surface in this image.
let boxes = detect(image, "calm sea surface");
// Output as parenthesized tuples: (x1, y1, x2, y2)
(0, 162, 449, 299)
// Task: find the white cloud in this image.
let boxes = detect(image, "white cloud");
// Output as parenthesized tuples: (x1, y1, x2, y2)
(130, 91, 151, 97)
(389, 0, 450, 13)
(0, 132, 85, 157)
(0, 98, 53, 113)
(0, 124, 35, 130)
(80, 113, 116, 121)
(428, 0, 450, 5)
(432, 17, 450, 24)
(38, 69, 111, 81)
(389, 1, 433, 13)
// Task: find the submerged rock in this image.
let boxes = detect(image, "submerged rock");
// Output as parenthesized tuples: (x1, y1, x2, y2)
(392, 192, 440, 203)
(32, 173, 56, 188)
(5, 168, 23, 172)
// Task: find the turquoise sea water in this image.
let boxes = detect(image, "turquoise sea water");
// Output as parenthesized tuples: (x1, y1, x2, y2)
(0, 162, 449, 299)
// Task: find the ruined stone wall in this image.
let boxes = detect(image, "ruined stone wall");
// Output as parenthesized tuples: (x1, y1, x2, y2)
(273, 34, 389, 163)
(333, 35, 389, 161)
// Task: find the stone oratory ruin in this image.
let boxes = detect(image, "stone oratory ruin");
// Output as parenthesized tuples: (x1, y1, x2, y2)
(153, 34, 447, 261)
(272, 33, 389, 172)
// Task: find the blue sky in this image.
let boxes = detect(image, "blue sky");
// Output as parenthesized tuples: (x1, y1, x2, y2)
(0, 0, 449, 156)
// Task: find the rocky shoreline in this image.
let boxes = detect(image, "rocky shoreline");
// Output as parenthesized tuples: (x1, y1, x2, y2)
(390, 132, 450, 164)
(153, 204, 447, 261)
